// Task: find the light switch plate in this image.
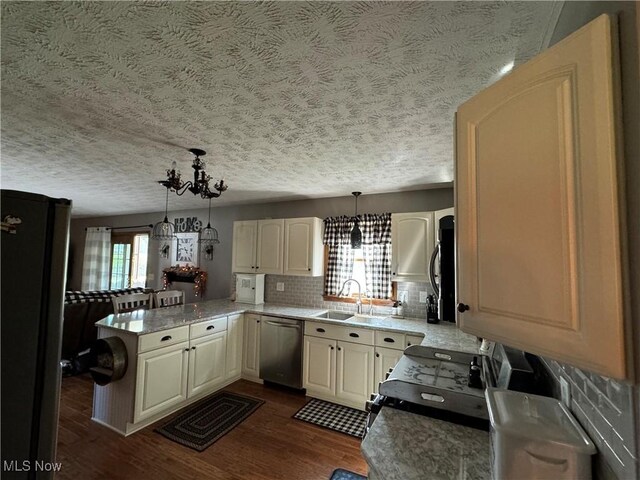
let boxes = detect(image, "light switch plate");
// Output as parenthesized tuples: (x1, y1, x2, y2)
(419, 291, 428, 303)
(560, 376, 571, 408)
(276, 282, 285, 292)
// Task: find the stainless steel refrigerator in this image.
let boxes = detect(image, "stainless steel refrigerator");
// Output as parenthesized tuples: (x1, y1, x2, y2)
(1, 190, 71, 479)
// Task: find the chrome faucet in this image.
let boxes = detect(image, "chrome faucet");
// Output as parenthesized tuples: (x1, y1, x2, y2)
(338, 278, 362, 314)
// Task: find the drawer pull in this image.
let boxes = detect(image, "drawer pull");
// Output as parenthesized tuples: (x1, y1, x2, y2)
(375, 353, 380, 358)
(316, 328, 326, 333)
(383, 337, 395, 343)
(206, 325, 215, 330)
(349, 333, 359, 338)
(161, 335, 172, 342)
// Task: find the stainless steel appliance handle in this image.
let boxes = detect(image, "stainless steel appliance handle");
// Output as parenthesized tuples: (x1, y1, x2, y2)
(429, 243, 439, 296)
(265, 320, 300, 329)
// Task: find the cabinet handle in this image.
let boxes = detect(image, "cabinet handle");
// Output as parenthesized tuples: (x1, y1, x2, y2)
(206, 325, 215, 330)
(330, 345, 334, 350)
(308, 268, 311, 271)
(407, 342, 412, 346)
(191, 346, 196, 350)
(383, 337, 395, 343)
(161, 335, 172, 342)
(376, 353, 380, 358)
(257, 320, 260, 323)
(349, 333, 359, 338)
(316, 328, 325, 333)
(184, 348, 189, 352)
(457, 303, 470, 313)
(337, 346, 341, 351)
(256, 266, 259, 269)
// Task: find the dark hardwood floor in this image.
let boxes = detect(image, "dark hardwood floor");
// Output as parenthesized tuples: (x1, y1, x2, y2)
(56, 375, 368, 480)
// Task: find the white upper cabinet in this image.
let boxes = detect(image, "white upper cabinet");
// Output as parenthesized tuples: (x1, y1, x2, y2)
(456, 15, 629, 379)
(232, 221, 258, 273)
(256, 219, 284, 275)
(284, 217, 324, 276)
(391, 212, 435, 282)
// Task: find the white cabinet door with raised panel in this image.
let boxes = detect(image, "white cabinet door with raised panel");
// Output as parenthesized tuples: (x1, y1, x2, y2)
(226, 314, 244, 380)
(303, 335, 336, 398)
(284, 217, 323, 276)
(456, 15, 628, 379)
(242, 314, 261, 380)
(374, 347, 402, 393)
(134, 342, 189, 423)
(188, 331, 227, 398)
(391, 212, 435, 283)
(256, 219, 284, 274)
(336, 341, 374, 409)
(232, 220, 257, 273)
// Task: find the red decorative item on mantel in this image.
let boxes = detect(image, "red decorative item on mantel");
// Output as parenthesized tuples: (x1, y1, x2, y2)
(162, 265, 207, 297)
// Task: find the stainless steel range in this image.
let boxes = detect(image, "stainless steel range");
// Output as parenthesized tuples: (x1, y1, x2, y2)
(366, 343, 536, 434)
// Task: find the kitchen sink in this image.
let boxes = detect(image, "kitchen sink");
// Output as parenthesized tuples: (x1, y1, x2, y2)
(312, 311, 355, 321)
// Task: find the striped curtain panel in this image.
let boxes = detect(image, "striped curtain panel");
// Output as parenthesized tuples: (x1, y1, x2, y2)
(323, 213, 392, 299)
(81, 227, 111, 290)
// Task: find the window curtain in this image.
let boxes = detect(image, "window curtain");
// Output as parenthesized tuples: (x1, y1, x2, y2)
(360, 214, 392, 299)
(81, 227, 111, 290)
(323, 216, 355, 296)
(323, 213, 392, 299)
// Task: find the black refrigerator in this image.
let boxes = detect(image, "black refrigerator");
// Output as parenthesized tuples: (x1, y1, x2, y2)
(1, 190, 71, 479)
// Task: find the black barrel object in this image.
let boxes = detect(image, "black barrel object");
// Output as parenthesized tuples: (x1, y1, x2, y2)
(89, 337, 128, 386)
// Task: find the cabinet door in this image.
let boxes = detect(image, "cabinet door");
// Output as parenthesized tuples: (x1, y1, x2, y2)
(284, 218, 319, 276)
(134, 342, 189, 423)
(303, 335, 336, 398)
(232, 221, 257, 273)
(456, 15, 627, 378)
(188, 331, 227, 398)
(242, 315, 261, 379)
(336, 341, 374, 408)
(226, 314, 244, 380)
(256, 219, 284, 274)
(374, 347, 402, 393)
(391, 212, 435, 282)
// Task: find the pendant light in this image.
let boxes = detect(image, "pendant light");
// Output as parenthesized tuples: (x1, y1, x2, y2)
(198, 197, 220, 261)
(152, 188, 176, 258)
(350, 191, 362, 249)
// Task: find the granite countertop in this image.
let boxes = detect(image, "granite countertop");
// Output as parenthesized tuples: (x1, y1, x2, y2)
(95, 299, 479, 354)
(361, 408, 491, 480)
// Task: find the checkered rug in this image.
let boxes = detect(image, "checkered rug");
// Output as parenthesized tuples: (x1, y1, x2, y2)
(293, 398, 367, 438)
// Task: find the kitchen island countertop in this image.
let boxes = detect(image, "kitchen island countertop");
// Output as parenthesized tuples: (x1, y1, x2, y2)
(95, 299, 479, 354)
(361, 408, 491, 480)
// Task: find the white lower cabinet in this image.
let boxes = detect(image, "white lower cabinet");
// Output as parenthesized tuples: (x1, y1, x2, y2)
(188, 331, 227, 398)
(226, 313, 244, 380)
(242, 314, 261, 380)
(374, 346, 403, 393)
(303, 333, 374, 410)
(303, 336, 336, 397)
(134, 341, 189, 423)
(336, 341, 374, 407)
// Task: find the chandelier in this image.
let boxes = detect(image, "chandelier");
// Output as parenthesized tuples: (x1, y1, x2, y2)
(159, 148, 228, 199)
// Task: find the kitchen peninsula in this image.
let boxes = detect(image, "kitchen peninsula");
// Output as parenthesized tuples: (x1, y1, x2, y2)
(93, 299, 480, 436)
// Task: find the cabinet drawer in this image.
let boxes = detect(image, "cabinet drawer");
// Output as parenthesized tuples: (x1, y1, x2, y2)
(335, 326, 374, 346)
(375, 331, 406, 350)
(406, 334, 424, 348)
(304, 321, 344, 340)
(138, 326, 189, 353)
(190, 317, 228, 339)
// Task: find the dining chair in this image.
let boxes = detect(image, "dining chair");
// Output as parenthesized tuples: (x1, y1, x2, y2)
(154, 290, 185, 308)
(111, 293, 153, 314)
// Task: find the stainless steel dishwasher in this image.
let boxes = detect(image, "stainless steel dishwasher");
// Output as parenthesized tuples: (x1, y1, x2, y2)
(259, 316, 303, 389)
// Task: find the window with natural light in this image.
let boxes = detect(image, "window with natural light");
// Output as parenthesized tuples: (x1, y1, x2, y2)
(110, 233, 148, 289)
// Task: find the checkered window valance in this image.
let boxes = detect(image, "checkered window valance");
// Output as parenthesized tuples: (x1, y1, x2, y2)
(323, 214, 392, 299)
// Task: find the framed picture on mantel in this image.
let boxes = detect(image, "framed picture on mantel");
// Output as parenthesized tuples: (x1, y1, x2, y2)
(173, 232, 199, 267)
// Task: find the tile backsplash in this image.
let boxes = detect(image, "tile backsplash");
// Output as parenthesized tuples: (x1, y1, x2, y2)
(542, 358, 639, 479)
(230, 273, 435, 320)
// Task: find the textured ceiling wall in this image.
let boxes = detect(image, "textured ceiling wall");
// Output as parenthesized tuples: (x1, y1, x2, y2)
(1, 1, 557, 216)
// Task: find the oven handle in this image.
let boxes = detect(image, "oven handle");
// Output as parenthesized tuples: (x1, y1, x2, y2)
(429, 243, 439, 296)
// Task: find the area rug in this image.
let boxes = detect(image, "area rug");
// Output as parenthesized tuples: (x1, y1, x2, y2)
(155, 391, 264, 451)
(293, 398, 367, 438)
(329, 468, 367, 480)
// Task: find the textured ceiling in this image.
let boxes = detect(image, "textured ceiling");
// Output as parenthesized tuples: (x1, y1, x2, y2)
(1, 1, 558, 217)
